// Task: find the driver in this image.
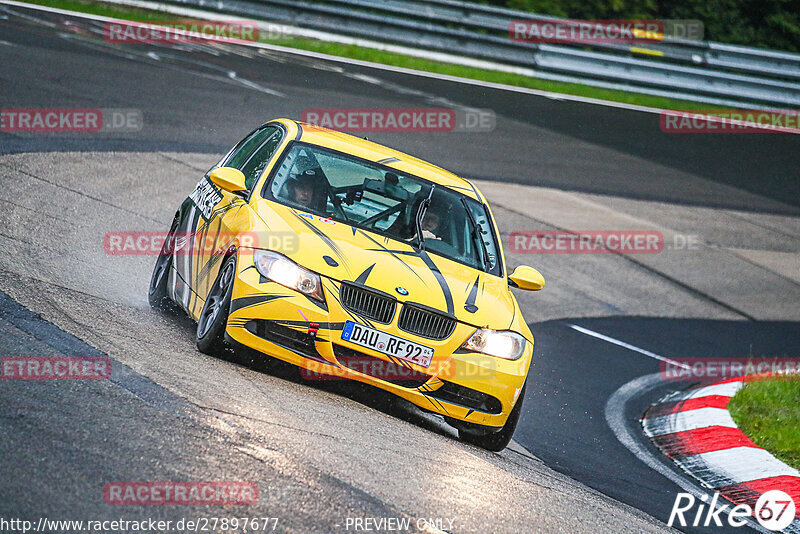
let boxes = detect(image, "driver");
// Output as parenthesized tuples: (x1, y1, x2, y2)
(388, 194, 448, 242)
(420, 206, 444, 241)
(286, 174, 316, 206)
(284, 154, 326, 211)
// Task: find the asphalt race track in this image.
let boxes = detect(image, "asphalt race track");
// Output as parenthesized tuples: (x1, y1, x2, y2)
(1, 4, 800, 533)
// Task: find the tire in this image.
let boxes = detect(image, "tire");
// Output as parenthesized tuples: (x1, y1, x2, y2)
(148, 216, 179, 313)
(458, 381, 527, 452)
(196, 254, 237, 356)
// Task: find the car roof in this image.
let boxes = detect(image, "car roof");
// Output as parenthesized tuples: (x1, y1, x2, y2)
(271, 119, 482, 201)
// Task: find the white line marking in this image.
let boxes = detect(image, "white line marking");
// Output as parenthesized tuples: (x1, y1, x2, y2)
(0, 1, 287, 98)
(644, 407, 737, 435)
(568, 324, 691, 369)
(605, 373, 771, 533)
(680, 447, 800, 485)
(226, 71, 284, 97)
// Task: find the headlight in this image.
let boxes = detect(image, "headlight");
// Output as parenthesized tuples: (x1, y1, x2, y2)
(253, 250, 324, 301)
(461, 329, 526, 360)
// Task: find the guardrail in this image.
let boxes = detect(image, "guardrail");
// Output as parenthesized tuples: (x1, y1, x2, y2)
(360, 0, 800, 81)
(162, 0, 800, 107)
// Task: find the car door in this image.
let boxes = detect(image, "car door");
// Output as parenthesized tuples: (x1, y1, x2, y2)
(180, 125, 286, 318)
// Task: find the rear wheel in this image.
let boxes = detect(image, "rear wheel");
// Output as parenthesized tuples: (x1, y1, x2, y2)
(458, 381, 526, 452)
(196, 254, 237, 356)
(148, 216, 179, 313)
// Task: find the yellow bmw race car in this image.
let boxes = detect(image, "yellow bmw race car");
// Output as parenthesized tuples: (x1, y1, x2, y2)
(149, 118, 545, 451)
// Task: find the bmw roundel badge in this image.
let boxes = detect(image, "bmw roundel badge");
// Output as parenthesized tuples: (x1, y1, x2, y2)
(395, 287, 409, 296)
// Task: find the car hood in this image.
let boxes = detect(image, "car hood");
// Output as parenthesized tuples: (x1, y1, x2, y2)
(252, 200, 516, 329)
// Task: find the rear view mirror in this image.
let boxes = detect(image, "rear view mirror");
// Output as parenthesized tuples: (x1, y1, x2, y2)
(508, 266, 545, 291)
(209, 167, 247, 196)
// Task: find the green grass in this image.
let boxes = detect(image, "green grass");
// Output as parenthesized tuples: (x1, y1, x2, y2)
(22, 0, 170, 21)
(17, 0, 721, 112)
(728, 379, 800, 471)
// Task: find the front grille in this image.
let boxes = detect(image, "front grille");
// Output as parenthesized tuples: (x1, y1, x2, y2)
(340, 283, 396, 324)
(333, 345, 432, 388)
(398, 305, 456, 340)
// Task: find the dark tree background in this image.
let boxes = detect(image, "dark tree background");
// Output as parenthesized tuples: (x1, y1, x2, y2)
(476, 0, 800, 52)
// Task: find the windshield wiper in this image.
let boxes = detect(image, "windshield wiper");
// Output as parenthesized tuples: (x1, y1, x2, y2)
(414, 185, 436, 251)
(461, 197, 488, 271)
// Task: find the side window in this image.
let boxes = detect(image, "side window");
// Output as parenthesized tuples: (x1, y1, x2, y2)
(223, 126, 276, 170)
(240, 129, 284, 191)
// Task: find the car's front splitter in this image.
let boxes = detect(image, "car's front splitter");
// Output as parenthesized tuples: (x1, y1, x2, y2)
(225, 256, 531, 428)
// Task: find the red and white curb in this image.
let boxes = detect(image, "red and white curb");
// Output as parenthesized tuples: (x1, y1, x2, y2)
(643, 377, 800, 532)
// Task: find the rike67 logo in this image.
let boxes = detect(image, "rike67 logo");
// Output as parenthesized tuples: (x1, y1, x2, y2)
(669, 490, 796, 530)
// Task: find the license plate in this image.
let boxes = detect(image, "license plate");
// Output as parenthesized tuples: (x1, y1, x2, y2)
(341, 321, 434, 368)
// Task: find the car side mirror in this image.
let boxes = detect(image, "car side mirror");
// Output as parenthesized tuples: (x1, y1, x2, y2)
(209, 167, 247, 197)
(508, 266, 545, 291)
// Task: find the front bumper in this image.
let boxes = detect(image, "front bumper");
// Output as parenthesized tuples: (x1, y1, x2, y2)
(226, 253, 532, 428)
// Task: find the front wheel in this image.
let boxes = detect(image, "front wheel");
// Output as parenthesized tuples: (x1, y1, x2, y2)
(458, 381, 527, 452)
(196, 254, 237, 356)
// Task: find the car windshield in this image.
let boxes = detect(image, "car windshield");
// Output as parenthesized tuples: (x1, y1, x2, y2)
(264, 142, 501, 275)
